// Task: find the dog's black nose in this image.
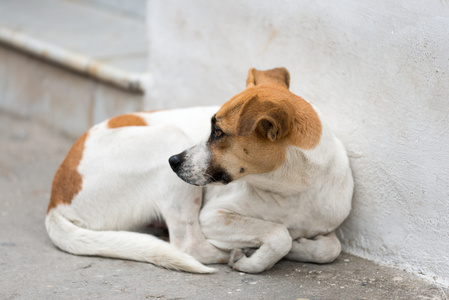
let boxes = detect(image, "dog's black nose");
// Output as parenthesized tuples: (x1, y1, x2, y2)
(168, 154, 182, 172)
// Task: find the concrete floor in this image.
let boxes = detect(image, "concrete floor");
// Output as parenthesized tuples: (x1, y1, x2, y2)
(1, 111, 448, 300)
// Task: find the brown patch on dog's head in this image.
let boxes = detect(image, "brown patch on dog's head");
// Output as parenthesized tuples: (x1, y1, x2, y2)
(108, 114, 147, 129)
(206, 67, 322, 181)
(236, 95, 293, 142)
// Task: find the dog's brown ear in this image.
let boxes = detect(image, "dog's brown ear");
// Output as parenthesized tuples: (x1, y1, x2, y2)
(246, 68, 290, 89)
(237, 96, 292, 141)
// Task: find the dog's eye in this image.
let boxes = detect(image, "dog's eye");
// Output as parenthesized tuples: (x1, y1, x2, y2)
(214, 129, 223, 138)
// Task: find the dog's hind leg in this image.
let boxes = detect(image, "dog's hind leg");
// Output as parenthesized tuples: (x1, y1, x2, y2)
(161, 186, 229, 265)
(285, 231, 341, 264)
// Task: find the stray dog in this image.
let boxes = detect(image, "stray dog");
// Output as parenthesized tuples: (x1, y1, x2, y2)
(169, 67, 354, 273)
(45, 67, 352, 274)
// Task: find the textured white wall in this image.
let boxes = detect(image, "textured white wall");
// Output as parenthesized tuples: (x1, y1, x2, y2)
(146, 0, 449, 283)
(81, 0, 147, 18)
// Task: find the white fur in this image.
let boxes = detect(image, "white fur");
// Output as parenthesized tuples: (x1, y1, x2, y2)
(180, 107, 354, 273)
(176, 140, 212, 186)
(45, 107, 228, 273)
(46, 102, 353, 274)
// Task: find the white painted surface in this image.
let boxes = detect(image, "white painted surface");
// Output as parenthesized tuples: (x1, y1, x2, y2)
(146, 0, 449, 283)
(82, 0, 147, 18)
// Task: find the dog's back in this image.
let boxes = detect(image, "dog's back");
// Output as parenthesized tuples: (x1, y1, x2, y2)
(45, 107, 219, 273)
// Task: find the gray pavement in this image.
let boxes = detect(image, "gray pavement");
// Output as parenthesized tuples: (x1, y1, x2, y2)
(1, 110, 448, 300)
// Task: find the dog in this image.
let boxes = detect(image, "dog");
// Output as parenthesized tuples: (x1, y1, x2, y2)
(169, 67, 354, 273)
(45, 67, 353, 274)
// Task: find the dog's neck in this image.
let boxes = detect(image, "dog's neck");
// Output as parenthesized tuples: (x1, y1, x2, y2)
(242, 122, 337, 197)
(243, 147, 316, 197)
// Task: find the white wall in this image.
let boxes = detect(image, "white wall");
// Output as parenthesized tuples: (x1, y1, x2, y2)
(81, 0, 147, 18)
(146, 0, 449, 284)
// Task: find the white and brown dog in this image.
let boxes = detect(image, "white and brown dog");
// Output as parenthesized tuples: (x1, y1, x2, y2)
(46, 67, 353, 274)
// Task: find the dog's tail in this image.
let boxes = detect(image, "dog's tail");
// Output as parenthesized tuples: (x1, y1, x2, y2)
(45, 209, 215, 274)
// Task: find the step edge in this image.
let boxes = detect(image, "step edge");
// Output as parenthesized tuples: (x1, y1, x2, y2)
(0, 26, 147, 93)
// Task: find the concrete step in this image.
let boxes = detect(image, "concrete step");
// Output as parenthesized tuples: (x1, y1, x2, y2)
(0, 0, 148, 137)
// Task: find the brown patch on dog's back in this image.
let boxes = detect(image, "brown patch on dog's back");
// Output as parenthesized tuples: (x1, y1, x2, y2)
(108, 114, 147, 129)
(47, 132, 89, 213)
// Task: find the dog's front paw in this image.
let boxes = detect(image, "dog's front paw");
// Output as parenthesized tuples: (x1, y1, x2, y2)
(228, 248, 265, 273)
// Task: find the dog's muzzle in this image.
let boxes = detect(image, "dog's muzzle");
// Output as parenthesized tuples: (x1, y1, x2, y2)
(168, 149, 232, 186)
(169, 150, 207, 186)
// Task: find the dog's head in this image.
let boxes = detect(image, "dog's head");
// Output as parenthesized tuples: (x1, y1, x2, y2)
(169, 67, 322, 186)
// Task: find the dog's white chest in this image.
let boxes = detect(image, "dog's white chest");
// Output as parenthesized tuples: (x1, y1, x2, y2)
(204, 185, 323, 238)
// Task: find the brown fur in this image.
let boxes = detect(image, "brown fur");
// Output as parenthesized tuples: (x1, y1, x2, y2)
(108, 114, 147, 129)
(246, 67, 290, 89)
(209, 68, 322, 181)
(48, 113, 148, 212)
(47, 132, 89, 213)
